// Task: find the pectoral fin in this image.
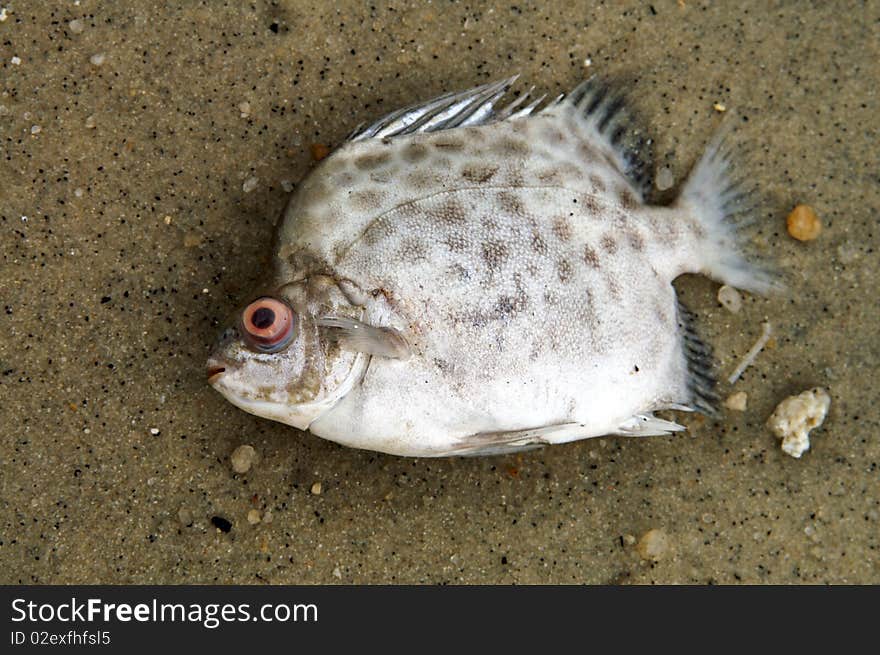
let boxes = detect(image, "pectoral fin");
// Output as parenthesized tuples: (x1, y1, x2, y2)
(317, 316, 411, 359)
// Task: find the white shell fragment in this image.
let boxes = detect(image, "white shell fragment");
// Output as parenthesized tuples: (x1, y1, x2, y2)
(636, 528, 671, 561)
(766, 388, 831, 458)
(727, 322, 772, 384)
(723, 391, 748, 411)
(717, 285, 742, 313)
(230, 444, 257, 473)
(655, 166, 674, 191)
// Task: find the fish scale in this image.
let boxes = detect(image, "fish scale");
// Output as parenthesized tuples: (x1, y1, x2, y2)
(208, 77, 778, 457)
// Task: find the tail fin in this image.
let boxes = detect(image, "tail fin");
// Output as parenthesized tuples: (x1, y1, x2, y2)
(678, 123, 781, 295)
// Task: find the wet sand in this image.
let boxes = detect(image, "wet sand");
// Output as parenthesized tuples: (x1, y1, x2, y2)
(1, 1, 877, 583)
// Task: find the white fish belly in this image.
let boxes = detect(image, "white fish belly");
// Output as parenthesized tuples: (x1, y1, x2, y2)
(309, 185, 690, 456)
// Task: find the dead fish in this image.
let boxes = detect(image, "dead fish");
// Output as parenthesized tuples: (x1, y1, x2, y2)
(207, 76, 777, 457)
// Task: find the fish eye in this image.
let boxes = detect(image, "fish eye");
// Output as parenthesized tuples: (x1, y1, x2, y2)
(241, 297, 295, 352)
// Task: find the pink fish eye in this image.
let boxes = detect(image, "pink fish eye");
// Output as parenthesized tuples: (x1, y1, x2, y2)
(241, 297, 295, 351)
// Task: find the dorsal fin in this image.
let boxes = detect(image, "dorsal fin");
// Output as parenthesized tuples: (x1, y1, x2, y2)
(560, 77, 655, 198)
(347, 76, 548, 142)
(677, 301, 719, 416)
(347, 76, 655, 197)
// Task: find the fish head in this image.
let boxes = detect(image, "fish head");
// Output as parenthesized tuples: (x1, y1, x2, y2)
(207, 280, 367, 431)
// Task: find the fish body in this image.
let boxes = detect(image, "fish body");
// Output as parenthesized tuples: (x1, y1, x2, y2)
(208, 77, 775, 457)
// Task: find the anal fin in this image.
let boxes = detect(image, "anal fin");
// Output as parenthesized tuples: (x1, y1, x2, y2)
(445, 422, 596, 456)
(677, 301, 719, 416)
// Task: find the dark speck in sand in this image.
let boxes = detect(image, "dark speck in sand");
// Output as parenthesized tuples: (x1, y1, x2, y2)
(211, 516, 233, 533)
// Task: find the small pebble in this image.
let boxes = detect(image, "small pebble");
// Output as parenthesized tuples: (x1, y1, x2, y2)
(68, 18, 85, 34)
(280, 179, 294, 193)
(262, 510, 273, 524)
(30, 125, 41, 135)
(0, 7, 8, 22)
(623, 534, 636, 546)
(238, 101, 251, 117)
(786, 204, 822, 241)
(0, 105, 8, 116)
(717, 285, 742, 313)
(310, 143, 330, 161)
(230, 444, 257, 474)
(11, 56, 21, 65)
(636, 528, 671, 562)
(242, 176, 258, 193)
(713, 102, 727, 113)
(246, 509, 262, 525)
(332, 567, 342, 579)
(724, 391, 748, 412)
(655, 166, 674, 191)
(183, 232, 203, 248)
(85, 115, 97, 129)
(149, 427, 160, 436)
(163, 215, 172, 225)
(90, 53, 106, 66)
(311, 482, 322, 495)
(74, 187, 84, 198)
(178, 508, 193, 526)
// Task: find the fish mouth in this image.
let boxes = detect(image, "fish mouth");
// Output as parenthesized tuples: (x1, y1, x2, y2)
(206, 363, 226, 384)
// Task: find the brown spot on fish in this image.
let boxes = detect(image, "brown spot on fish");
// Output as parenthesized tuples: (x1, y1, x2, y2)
(495, 292, 528, 317)
(407, 169, 443, 190)
(434, 138, 465, 151)
(505, 168, 526, 187)
(578, 142, 600, 162)
(403, 143, 429, 162)
(552, 216, 573, 242)
(443, 232, 469, 252)
(627, 229, 645, 251)
(481, 241, 509, 270)
(354, 152, 392, 170)
(498, 190, 524, 216)
(654, 299, 669, 326)
(461, 164, 498, 183)
(332, 171, 358, 187)
(553, 162, 583, 182)
(556, 258, 573, 283)
(537, 168, 562, 184)
(399, 237, 428, 263)
(481, 215, 500, 232)
(531, 229, 548, 255)
(448, 263, 471, 280)
(618, 188, 638, 210)
(583, 244, 600, 268)
(493, 136, 529, 156)
(434, 358, 452, 373)
(542, 126, 567, 144)
(369, 168, 397, 184)
(349, 188, 383, 211)
(590, 174, 606, 192)
(606, 276, 621, 299)
(601, 234, 618, 254)
(689, 217, 707, 239)
(582, 194, 601, 214)
(429, 200, 467, 226)
(363, 218, 397, 245)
